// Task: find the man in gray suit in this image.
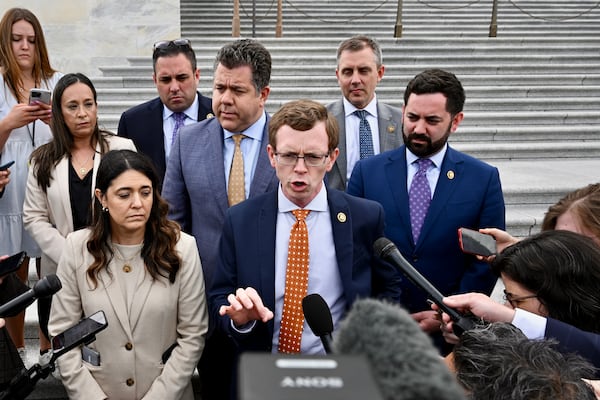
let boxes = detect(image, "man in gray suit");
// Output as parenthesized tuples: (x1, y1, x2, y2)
(162, 38, 279, 400)
(326, 35, 402, 190)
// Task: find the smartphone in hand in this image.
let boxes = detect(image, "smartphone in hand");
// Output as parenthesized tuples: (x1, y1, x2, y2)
(29, 88, 51, 105)
(458, 228, 496, 257)
(0, 251, 26, 278)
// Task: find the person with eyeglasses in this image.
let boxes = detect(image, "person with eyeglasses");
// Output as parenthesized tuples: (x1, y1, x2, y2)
(161, 38, 279, 400)
(117, 38, 212, 182)
(436, 230, 600, 373)
(208, 99, 402, 399)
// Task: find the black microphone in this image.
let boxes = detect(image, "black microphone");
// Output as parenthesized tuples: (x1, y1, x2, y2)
(373, 237, 476, 336)
(302, 293, 334, 354)
(334, 298, 466, 400)
(0, 274, 61, 317)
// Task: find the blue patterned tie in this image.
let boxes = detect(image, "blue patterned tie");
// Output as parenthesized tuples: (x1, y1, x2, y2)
(354, 110, 374, 159)
(171, 112, 186, 146)
(409, 158, 433, 242)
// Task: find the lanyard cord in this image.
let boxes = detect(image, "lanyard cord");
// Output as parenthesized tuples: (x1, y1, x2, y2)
(25, 120, 36, 147)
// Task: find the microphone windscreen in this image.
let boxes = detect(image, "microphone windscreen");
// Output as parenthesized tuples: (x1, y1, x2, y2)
(373, 237, 394, 258)
(302, 294, 333, 336)
(334, 299, 465, 400)
(33, 274, 62, 297)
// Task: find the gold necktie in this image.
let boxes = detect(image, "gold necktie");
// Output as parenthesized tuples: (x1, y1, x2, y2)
(228, 134, 246, 206)
(278, 209, 311, 354)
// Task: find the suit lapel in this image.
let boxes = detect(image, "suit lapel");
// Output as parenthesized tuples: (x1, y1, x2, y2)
(129, 272, 153, 331)
(54, 157, 75, 232)
(376, 103, 400, 151)
(257, 192, 278, 311)
(332, 102, 348, 184)
(249, 115, 277, 198)
(100, 268, 134, 339)
(417, 148, 463, 246)
(328, 190, 354, 300)
(384, 148, 413, 245)
(203, 120, 229, 216)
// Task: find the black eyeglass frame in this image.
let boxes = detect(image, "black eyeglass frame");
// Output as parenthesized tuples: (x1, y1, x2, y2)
(502, 289, 538, 308)
(274, 152, 330, 167)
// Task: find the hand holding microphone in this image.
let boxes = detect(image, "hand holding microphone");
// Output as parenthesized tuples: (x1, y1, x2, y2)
(373, 237, 479, 336)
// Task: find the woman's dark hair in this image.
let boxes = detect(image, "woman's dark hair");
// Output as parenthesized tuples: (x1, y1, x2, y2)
(492, 230, 600, 333)
(30, 73, 112, 192)
(86, 150, 181, 288)
(0, 8, 57, 103)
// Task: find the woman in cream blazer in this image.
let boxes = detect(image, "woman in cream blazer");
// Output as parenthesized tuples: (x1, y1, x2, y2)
(49, 150, 207, 399)
(23, 74, 136, 277)
(23, 73, 135, 350)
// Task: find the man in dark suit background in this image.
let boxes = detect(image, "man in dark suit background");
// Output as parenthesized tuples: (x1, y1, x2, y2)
(162, 38, 279, 400)
(326, 35, 402, 190)
(117, 38, 212, 181)
(347, 69, 505, 352)
(208, 100, 401, 396)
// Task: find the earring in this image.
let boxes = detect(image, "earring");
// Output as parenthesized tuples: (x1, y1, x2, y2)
(102, 206, 109, 213)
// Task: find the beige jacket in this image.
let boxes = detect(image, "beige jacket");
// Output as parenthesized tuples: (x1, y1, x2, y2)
(23, 135, 136, 276)
(48, 229, 207, 400)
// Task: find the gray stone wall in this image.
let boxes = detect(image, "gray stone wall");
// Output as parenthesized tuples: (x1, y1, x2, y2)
(2, 0, 180, 76)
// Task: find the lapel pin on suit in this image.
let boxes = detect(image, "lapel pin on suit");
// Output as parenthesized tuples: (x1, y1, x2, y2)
(447, 170, 455, 180)
(337, 212, 347, 223)
(206, 113, 214, 119)
(387, 121, 397, 134)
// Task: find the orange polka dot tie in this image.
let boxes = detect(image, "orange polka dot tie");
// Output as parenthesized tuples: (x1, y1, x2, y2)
(278, 209, 311, 354)
(228, 134, 246, 206)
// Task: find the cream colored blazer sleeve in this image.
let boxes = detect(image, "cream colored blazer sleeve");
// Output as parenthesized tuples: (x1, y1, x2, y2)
(142, 233, 208, 399)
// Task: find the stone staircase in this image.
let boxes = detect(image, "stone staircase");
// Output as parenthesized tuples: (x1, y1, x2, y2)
(23, 0, 600, 397)
(94, 0, 600, 238)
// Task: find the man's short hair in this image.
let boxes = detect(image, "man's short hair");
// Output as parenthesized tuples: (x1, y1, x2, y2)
(403, 69, 465, 116)
(152, 39, 197, 73)
(268, 99, 339, 153)
(213, 38, 271, 94)
(336, 35, 382, 67)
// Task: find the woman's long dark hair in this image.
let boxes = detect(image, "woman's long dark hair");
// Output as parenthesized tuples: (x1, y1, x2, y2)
(30, 73, 112, 192)
(492, 230, 600, 333)
(86, 150, 181, 288)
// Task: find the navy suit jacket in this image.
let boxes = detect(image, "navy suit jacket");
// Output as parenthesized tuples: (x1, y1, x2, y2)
(347, 145, 505, 312)
(117, 92, 212, 181)
(546, 317, 600, 373)
(162, 113, 279, 287)
(208, 188, 402, 353)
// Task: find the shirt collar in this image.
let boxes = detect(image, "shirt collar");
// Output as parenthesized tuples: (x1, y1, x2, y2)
(162, 92, 199, 121)
(277, 183, 328, 213)
(343, 95, 378, 118)
(406, 143, 448, 168)
(223, 111, 266, 141)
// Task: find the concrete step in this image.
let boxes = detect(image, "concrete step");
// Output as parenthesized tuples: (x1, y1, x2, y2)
(99, 62, 600, 76)
(92, 73, 600, 88)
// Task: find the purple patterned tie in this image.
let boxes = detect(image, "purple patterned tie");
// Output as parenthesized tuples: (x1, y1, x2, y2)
(171, 112, 186, 146)
(409, 158, 433, 242)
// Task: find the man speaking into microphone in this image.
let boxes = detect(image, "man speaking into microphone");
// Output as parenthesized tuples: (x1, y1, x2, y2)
(208, 100, 402, 398)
